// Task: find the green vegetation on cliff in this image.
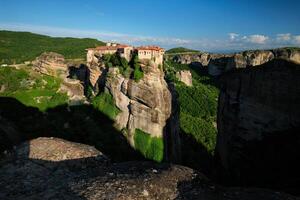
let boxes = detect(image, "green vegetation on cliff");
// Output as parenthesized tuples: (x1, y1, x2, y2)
(134, 129, 164, 162)
(92, 92, 120, 120)
(103, 53, 132, 78)
(0, 30, 105, 64)
(103, 53, 144, 82)
(130, 53, 144, 82)
(0, 66, 68, 111)
(164, 60, 219, 154)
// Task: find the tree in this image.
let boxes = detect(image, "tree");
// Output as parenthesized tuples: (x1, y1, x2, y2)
(130, 53, 144, 82)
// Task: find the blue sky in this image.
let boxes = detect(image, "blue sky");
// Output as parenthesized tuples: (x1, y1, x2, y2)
(1, 0, 300, 52)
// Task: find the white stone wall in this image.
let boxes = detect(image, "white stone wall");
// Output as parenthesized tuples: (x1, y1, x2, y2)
(88, 46, 164, 66)
(120, 47, 133, 61)
(137, 50, 164, 65)
(138, 50, 153, 60)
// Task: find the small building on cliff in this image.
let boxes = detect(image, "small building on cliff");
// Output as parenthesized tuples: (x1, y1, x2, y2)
(135, 46, 165, 65)
(87, 43, 165, 66)
(87, 43, 133, 64)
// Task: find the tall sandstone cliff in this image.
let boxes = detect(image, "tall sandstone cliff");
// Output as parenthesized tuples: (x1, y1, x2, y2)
(91, 60, 181, 162)
(215, 59, 300, 189)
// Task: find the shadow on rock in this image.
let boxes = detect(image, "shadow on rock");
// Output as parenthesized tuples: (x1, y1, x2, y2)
(179, 128, 213, 177)
(0, 137, 188, 199)
(0, 97, 143, 162)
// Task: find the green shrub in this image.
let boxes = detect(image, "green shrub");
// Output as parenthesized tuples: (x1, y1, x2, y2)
(86, 85, 95, 99)
(103, 53, 132, 78)
(110, 54, 121, 66)
(180, 113, 216, 152)
(176, 84, 217, 118)
(102, 54, 112, 63)
(92, 92, 120, 120)
(133, 66, 144, 82)
(0, 67, 29, 91)
(130, 53, 143, 81)
(134, 129, 164, 162)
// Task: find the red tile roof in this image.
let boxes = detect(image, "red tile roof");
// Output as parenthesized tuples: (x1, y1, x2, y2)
(87, 44, 164, 52)
(87, 44, 131, 51)
(135, 46, 164, 51)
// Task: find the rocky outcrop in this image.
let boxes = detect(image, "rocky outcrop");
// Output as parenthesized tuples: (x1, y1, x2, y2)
(273, 48, 300, 64)
(0, 137, 298, 200)
(207, 55, 231, 76)
(168, 48, 300, 76)
(58, 78, 86, 105)
(176, 70, 193, 86)
(170, 53, 211, 66)
(103, 61, 180, 162)
(208, 50, 279, 76)
(32, 52, 87, 103)
(86, 54, 107, 90)
(210, 48, 300, 76)
(225, 50, 274, 71)
(215, 59, 300, 188)
(32, 52, 68, 78)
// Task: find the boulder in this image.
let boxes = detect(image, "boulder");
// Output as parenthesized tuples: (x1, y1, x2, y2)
(32, 52, 68, 78)
(176, 70, 193, 86)
(58, 78, 86, 105)
(215, 59, 300, 188)
(15, 137, 108, 163)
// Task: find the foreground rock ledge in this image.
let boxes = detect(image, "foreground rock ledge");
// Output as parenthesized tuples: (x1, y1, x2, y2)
(0, 137, 297, 200)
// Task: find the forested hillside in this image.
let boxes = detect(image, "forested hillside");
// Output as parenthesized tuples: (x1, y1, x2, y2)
(164, 60, 219, 170)
(0, 30, 105, 64)
(166, 47, 200, 54)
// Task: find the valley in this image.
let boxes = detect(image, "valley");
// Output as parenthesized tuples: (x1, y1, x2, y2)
(0, 31, 300, 199)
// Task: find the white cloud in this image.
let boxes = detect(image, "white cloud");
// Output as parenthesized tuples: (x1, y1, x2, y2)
(228, 33, 239, 40)
(276, 33, 291, 42)
(0, 23, 299, 52)
(0, 23, 192, 46)
(0, 23, 192, 47)
(245, 34, 269, 44)
(293, 35, 300, 44)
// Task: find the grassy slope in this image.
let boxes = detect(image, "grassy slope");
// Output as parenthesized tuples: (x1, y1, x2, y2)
(166, 47, 200, 54)
(0, 30, 105, 64)
(0, 66, 68, 111)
